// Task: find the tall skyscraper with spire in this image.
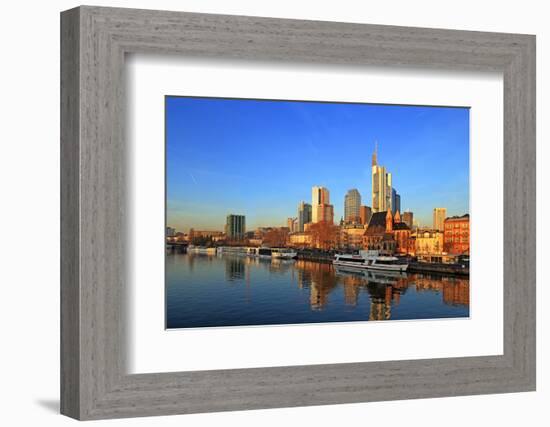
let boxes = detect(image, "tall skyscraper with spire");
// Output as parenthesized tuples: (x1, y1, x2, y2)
(371, 142, 393, 213)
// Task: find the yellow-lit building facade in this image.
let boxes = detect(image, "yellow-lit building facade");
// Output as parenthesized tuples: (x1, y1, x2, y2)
(415, 229, 444, 255)
(289, 232, 312, 247)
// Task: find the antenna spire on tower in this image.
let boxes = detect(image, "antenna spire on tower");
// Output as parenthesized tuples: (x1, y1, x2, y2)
(372, 140, 378, 166)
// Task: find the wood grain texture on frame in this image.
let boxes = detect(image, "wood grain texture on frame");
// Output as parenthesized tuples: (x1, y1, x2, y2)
(60, 5, 536, 420)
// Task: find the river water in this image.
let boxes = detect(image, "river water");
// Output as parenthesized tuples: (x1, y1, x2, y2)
(166, 253, 469, 329)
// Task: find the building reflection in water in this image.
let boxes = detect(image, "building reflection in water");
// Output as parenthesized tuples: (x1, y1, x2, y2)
(225, 257, 245, 281)
(294, 260, 339, 310)
(186, 252, 196, 272)
(292, 260, 469, 319)
(267, 258, 295, 275)
(194, 254, 469, 320)
(334, 268, 408, 320)
(413, 273, 470, 306)
(223, 256, 299, 281)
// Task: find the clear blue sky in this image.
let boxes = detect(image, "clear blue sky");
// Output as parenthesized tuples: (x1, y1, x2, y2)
(166, 96, 469, 232)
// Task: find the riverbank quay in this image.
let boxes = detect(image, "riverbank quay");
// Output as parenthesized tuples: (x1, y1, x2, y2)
(295, 250, 334, 263)
(296, 250, 469, 276)
(408, 262, 469, 276)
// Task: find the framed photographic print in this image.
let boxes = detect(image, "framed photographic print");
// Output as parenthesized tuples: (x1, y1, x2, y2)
(61, 6, 536, 420)
(164, 96, 471, 328)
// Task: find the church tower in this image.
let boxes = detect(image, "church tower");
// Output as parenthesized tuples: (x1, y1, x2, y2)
(394, 210, 401, 224)
(385, 209, 393, 233)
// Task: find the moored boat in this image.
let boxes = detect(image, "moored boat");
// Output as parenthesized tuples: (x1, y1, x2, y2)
(243, 247, 297, 259)
(270, 248, 298, 259)
(217, 246, 247, 255)
(188, 246, 217, 255)
(333, 250, 408, 272)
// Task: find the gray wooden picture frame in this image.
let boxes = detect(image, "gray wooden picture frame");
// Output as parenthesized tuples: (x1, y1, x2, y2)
(60, 5, 536, 420)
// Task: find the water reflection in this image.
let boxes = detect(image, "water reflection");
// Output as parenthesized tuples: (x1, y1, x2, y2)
(167, 253, 469, 328)
(293, 259, 469, 314)
(225, 257, 246, 281)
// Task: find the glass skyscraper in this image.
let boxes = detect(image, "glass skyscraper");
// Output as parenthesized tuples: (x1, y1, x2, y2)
(298, 201, 312, 232)
(225, 214, 246, 240)
(344, 189, 362, 224)
(391, 188, 401, 215)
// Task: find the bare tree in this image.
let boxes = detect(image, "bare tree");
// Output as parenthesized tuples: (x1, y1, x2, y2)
(262, 228, 289, 247)
(309, 221, 340, 250)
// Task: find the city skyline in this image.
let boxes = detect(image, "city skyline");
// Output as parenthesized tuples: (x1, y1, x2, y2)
(166, 96, 470, 232)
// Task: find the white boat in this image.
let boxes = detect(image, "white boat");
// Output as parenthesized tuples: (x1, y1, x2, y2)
(270, 248, 298, 260)
(245, 247, 260, 257)
(245, 247, 297, 259)
(333, 250, 408, 272)
(188, 246, 217, 255)
(217, 246, 247, 255)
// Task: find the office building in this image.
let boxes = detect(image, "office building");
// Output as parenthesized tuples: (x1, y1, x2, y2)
(391, 188, 401, 214)
(225, 214, 246, 240)
(315, 203, 334, 224)
(371, 143, 393, 213)
(402, 211, 414, 229)
(297, 201, 312, 232)
(287, 217, 298, 233)
(344, 189, 362, 224)
(360, 205, 372, 225)
(312, 186, 332, 223)
(433, 207, 447, 231)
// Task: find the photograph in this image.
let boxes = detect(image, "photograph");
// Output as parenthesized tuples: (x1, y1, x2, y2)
(165, 96, 470, 329)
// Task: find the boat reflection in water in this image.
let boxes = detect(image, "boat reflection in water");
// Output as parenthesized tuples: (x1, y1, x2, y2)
(166, 253, 469, 329)
(333, 266, 408, 320)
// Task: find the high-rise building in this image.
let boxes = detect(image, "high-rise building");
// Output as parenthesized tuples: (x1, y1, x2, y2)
(371, 143, 393, 213)
(225, 214, 246, 240)
(360, 205, 372, 225)
(287, 217, 294, 232)
(344, 189, 362, 224)
(297, 201, 312, 232)
(433, 207, 447, 231)
(166, 226, 176, 237)
(315, 204, 334, 224)
(287, 217, 298, 233)
(396, 194, 401, 214)
(402, 211, 414, 229)
(391, 188, 401, 214)
(311, 186, 331, 223)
